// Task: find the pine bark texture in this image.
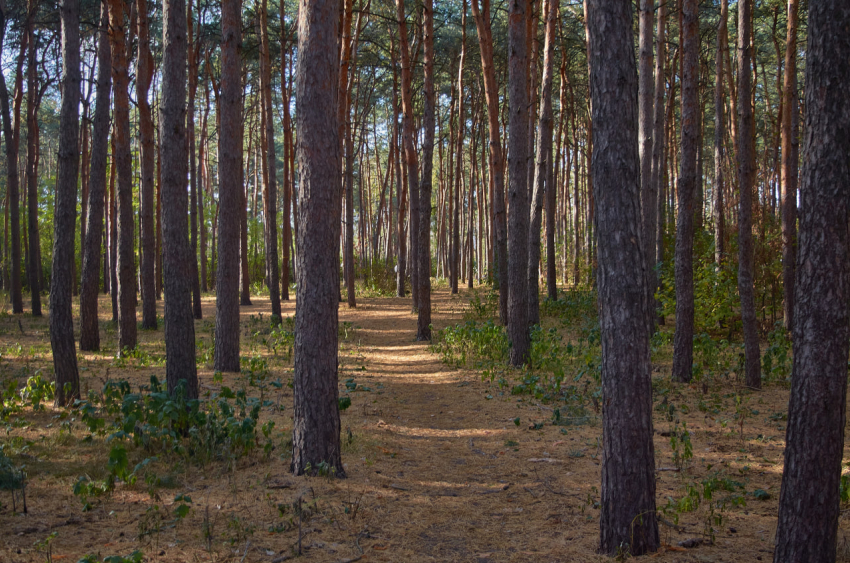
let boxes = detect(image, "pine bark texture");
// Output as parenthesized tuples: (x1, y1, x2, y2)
(214, 0, 243, 373)
(80, 2, 112, 352)
(638, 0, 654, 327)
(712, 0, 727, 266)
(161, 0, 198, 399)
(649, 0, 666, 300)
(507, 0, 529, 366)
(417, 0, 435, 341)
(25, 17, 40, 317)
(108, 0, 138, 352)
(137, 0, 156, 329)
(528, 0, 555, 328)
(780, 0, 798, 332)
(587, 0, 659, 554)
(773, 3, 850, 560)
(51, 0, 82, 407)
(736, 0, 761, 389)
(291, 0, 344, 477)
(671, 0, 698, 383)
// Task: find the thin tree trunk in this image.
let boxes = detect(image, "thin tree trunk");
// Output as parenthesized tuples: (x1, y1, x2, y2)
(507, 0, 529, 366)
(774, 4, 850, 558)
(638, 0, 655, 327)
(161, 0, 198, 398)
(417, 0, 434, 340)
(671, 0, 698, 383)
(137, 0, 156, 329)
(736, 0, 761, 389)
(587, 0, 659, 553)
(780, 0, 798, 332)
(108, 0, 138, 351)
(291, 0, 344, 476)
(528, 0, 555, 327)
(214, 0, 242, 373)
(25, 11, 41, 316)
(51, 0, 83, 407)
(713, 0, 727, 266)
(649, 0, 666, 315)
(0, 0, 24, 314)
(80, 1, 112, 352)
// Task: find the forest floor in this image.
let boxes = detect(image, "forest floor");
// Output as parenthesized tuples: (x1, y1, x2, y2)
(0, 287, 849, 562)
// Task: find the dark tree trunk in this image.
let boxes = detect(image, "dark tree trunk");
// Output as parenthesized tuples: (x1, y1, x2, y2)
(774, 3, 850, 559)
(339, 0, 355, 308)
(137, 0, 156, 329)
(417, 0, 434, 341)
(649, 0, 666, 320)
(109, 138, 118, 322)
(25, 15, 41, 317)
(161, 0, 198, 399)
(240, 175, 252, 306)
(780, 0, 798, 332)
(0, 3, 24, 314)
(291, 0, 344, 477)
(507, 0, 529, 366)
(187, 0, 202, 320)
(736, 0, 761, 389)
(259, 0, 281, 323)
(51, 0, 82, 407)
(528, 0, 556, 327)
(214, 0, 242, 373)
(108, 0, 138, 352)
(587, 0, 659, 554)
(671, 0, 698, 383)
(80, 1, 112, 352)
(638, 0, 654, 330)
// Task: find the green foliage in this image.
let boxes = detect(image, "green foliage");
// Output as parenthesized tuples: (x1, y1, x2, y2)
(431, 320, 509, 369)
(19, 372, 54, 411)
(77, 551, 144, 563)
(357, 258, 398, 297)
(0, 445, 25, 492)
(762, 322, 792, 383)
(464, 288, 499, 321)
(539, 288, 596, 325)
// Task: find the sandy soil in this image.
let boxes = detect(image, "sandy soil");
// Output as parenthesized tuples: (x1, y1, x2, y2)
(0, 287, 848, 562)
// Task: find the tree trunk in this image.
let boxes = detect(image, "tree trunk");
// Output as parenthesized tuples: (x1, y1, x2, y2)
(0, 1, 24, 314)
(214, 0, 242, 373)
(671, 0, 698, 383)
(528, 0, 555, 327)
(774, 3, 850, 558)
(451, 4, 465, 295)
(470, 0, 508, 324)
(291, 0, 344, 476)
(736, 0, 761, 389)
(259, 0, 281, 323)
(51, 0, 82, 407)
(713, 0, 727, 266)
(417, 0, 435, 341)
(397, 0, 419, 312)
(587, 0, 659, 554)
(161, 0, 198, 399)
(649, 0, 666, 317)
(108, 0, 138, 352)
(137, 0, 156, 329)
(80, 1, 112, 352)
(507, 0, 529, 366)
(25, 12, 40, 317)
(638, 0, 654, 329)
(780, 0, 798, 332)
(339, 0, 356, 308)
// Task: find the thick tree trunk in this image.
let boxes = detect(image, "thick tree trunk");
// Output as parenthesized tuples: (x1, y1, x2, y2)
(108, 0, 138, 352)
(507, 0, 529, 366)
(587, 0, 659, 554)
(51, 0, 82, 407)
(736, 0, 761, 389)
(416, 0, 435, 341)
(780, 0, 798, 332)
(712, 0, 727, 266)
(137, 0, 156, 329)
(671, 0, 698, 383)
(774, 3, 850, 558)
(470, 0, 508, 324)
(25, 12, 40, 317)
(291, 0, 344, 476)
(528, 0, 555, 328)
(161, 0, 198, 399)
(0, 2, 24, 314)
(214, 0, 242, 373)
(80, 1, 112, 352)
